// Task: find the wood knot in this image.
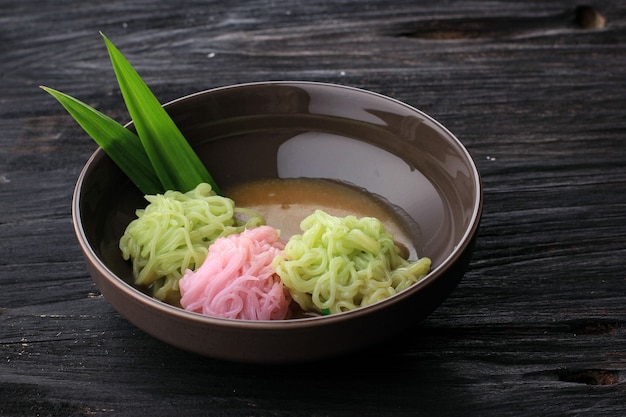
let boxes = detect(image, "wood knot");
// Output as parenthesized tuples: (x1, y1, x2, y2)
(559, 369, 623, 385)
(575, 6, 606, 29)
(569, 320, 617, 335)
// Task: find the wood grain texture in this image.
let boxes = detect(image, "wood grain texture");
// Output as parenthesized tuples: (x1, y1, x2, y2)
(1, 0, 625, 416)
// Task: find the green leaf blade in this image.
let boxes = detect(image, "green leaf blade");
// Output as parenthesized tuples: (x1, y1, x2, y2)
(101, 33, 221, 195)
(40, 86, 163, 195)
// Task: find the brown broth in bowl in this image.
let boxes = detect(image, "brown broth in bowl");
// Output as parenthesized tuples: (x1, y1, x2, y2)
(224, 177, 423, 261)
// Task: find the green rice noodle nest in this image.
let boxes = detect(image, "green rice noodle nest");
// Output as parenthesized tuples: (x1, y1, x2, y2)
(119, 182, 264, 305)
(273, 210, 431, 315)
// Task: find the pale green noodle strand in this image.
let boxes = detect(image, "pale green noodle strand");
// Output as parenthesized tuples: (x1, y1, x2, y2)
(273, 210, 431, 315)
(119, 182, 265, 305)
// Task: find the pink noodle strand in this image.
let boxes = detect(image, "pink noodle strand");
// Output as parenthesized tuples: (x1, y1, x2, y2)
(179, 226, 290, 320)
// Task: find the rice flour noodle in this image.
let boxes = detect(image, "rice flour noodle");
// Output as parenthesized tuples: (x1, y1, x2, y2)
(274, 210, 431, 315)
(179, 225, 290, 320)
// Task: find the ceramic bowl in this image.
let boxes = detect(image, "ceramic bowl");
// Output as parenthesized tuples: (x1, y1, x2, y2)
(73, 81, 482, 363)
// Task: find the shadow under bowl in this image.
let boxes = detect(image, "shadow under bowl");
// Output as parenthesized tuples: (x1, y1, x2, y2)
(73, 81, 482, 363)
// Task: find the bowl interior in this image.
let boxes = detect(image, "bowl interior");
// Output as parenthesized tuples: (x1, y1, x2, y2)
(79, 83, 479, 294)
(77, 83, 481, 342)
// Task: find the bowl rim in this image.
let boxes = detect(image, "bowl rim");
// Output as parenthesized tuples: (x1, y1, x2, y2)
(72, 80, 483, 329)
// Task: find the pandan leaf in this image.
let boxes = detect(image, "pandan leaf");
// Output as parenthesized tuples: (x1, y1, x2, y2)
(40, 86, 163, 195)
(101, 32, 220, 194)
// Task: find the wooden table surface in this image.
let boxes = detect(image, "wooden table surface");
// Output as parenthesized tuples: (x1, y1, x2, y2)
(1, 1, 625, 416)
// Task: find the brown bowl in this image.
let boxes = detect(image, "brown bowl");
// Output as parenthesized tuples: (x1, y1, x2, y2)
(73, 81, 482, 363)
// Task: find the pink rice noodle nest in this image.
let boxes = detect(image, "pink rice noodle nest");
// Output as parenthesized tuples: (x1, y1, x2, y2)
(179, 225, 290, 320)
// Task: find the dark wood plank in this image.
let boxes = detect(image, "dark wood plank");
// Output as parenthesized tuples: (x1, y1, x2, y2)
(1, 0, 625, 415)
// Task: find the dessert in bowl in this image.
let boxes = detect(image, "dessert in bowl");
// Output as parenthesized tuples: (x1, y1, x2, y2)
(73, 81, 482, 363)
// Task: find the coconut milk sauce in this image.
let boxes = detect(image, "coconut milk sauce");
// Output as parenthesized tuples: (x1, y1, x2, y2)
(224, 177, 419, 260)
